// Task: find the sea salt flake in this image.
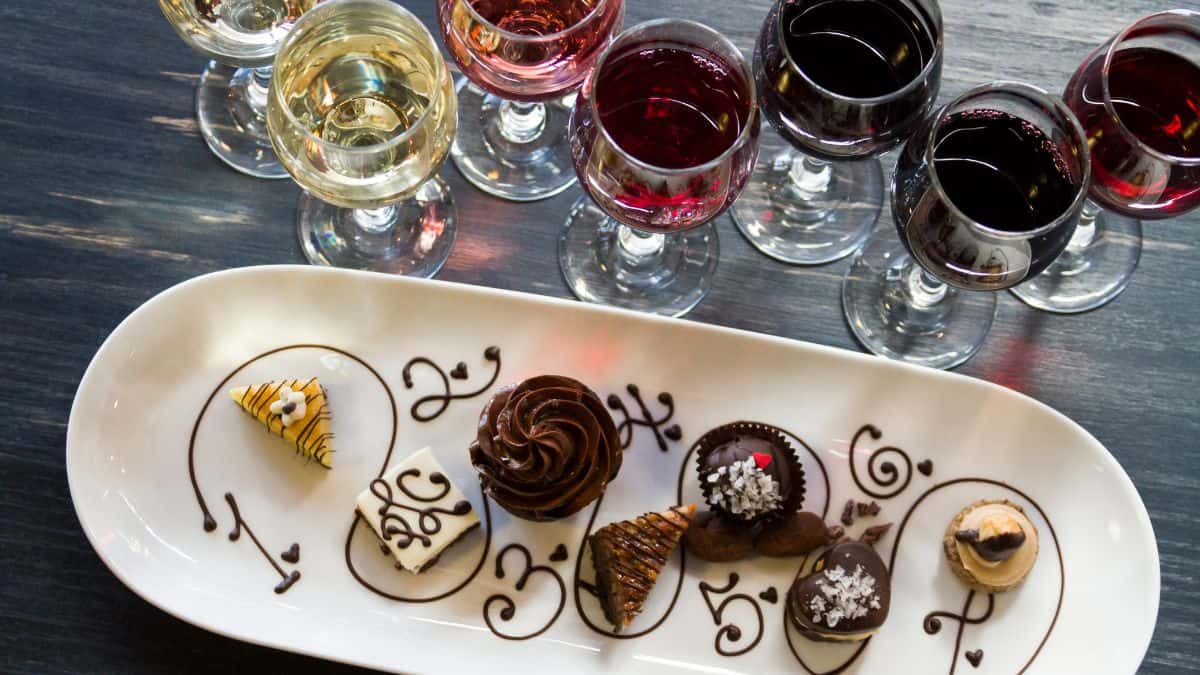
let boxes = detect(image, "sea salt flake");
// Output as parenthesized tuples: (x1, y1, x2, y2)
(806, 564, 881, 629)
(705, 456, 784, 518)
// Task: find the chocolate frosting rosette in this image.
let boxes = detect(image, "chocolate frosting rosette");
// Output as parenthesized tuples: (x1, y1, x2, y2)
(469, 375, 622, 521)
(694, 421, 805, 525)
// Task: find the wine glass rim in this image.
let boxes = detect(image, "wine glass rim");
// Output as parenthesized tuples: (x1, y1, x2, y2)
(775, 0, 944, 105)
(922, 80, 1093, 239)
(270, 0, 447, 156)
(1098, 9, 1200, 166)
(584, 18, 759, 176)
(455, 0, 612, 43)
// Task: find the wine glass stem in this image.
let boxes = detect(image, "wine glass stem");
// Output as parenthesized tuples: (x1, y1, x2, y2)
(787, 153, 833, 200)
(497, 99, 547, 144)
(353, 205, 400, 234)
(243, 66, 273, 117)
(905, 264, 948, 308)
(617, 223, 667, 259)
(1066, 199, 1102, 251)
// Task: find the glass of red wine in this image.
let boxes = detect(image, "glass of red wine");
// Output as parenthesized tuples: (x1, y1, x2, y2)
(557, 19, 760, 316)
(1012, 10, 1200, 313)
(842, 82, 1091, 369)
(729, 0, 942, 265)
(437, 0, 623, 201)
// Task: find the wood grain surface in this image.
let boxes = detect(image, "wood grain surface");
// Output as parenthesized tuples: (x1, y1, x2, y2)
(1, 0, 1196, 672)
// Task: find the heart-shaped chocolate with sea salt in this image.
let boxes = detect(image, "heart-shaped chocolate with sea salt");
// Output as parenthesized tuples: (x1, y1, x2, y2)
(786, 541, 891, 641)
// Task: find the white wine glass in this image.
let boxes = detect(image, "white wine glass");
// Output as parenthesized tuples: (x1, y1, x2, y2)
(267, 0, 458, 277)
(158, 0, 314, 178)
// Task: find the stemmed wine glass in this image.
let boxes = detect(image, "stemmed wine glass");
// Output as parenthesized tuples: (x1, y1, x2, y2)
(842, 82, 1091, 369)
(557, 19, 760, 317)
(266, 0, 459, 276)
(437, 0, 623, 201)
(1012, 10, 1200, 313)
(729, 0, 942, 265)
(158, 0, 315, 178)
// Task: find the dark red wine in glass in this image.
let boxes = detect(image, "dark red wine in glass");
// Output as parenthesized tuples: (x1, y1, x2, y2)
(570, 39, 759, 231)
(895, 108, 1084, 291)
(1066, 44, 1200, 218)
(757, 0, 941, 159)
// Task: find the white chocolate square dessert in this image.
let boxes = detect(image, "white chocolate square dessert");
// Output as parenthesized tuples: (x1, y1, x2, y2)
(356, 447, 480, 573)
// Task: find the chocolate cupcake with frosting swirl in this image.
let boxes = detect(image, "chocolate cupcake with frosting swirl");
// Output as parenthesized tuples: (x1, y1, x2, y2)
(470, 375, 622, 521)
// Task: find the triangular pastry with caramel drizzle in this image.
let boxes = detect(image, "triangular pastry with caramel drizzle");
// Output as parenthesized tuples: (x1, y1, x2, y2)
(590, 503, 695, 631)
(229, 378, 333, 468)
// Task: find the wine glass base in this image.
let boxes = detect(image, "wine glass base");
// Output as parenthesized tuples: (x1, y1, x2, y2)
(842, 230, 997, 370)
(196, 61, 289, 180)
(297, 177, 457, 278)
(448, 79, 577, 202)
(730, 128, 883, 265)
(558, 197, 718, 317)
(1010, 211, 1141, 314)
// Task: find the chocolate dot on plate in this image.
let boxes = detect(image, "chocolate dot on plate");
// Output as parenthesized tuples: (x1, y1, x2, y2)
(918, 459, 934, 476)
(965, 650, 984, 667)
(664, 424, 683, 441)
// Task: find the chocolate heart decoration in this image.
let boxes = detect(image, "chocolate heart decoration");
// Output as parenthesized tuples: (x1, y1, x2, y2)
(449, 362, 469, 379)
(965, 649, 984, 667)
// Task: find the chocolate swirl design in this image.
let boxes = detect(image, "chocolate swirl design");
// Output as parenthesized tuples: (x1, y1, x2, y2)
(369, 469, 473, 549)
(849, 424, 915, 500)
(483, 544, 568, 641)
(698, 573, 766, 657)
(470, 375, 622, 521)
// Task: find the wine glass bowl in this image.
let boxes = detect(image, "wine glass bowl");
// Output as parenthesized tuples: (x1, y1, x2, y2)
(894, 86, 1091, 291)
(438, 0, 622, 102)
(158, 0, 313, 68)
(569, 26, 759, 233)
(267, 0, 458, 277)
(757, 0, 942, 160)
(1064, 11, 1200, 219)
(268, 2, 456, 209)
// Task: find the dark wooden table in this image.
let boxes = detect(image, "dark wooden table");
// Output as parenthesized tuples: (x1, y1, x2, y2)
(2, 0, 1196, 672)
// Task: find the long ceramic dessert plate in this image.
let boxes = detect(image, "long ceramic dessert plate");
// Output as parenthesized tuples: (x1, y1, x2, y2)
(67, 265, 1158, 674)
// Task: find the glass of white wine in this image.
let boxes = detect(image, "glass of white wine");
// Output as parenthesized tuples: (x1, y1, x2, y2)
(158, 0, 314, 178)
(267, 0, 458, 276)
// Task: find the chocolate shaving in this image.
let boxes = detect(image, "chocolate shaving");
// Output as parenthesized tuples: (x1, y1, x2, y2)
(859, 523, 893, 546)
(856, 501, 881, 517)
(841, 500, 856, 527)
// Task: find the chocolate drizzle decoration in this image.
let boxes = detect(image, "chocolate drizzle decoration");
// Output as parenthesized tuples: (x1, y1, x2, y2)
(369, 469, 473, 549)
(402, 346, 502, 423)
(923, 591, 995, 674)
(483, 544, 567, 640)
(607, 384, 681, 451)
(848, 424, 915, 500)
(223, 493, 301, 594)
(698, 573, 766, 657)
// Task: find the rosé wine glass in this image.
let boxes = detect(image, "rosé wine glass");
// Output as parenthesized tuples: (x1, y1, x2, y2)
(438, 0, 623, 201)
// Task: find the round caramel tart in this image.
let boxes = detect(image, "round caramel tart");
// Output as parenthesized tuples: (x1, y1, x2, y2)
(694, 422, 805, 525)
(787, 541, 892, 642)
(469, 375, 622, 521)
(943, 499, 1040, 593)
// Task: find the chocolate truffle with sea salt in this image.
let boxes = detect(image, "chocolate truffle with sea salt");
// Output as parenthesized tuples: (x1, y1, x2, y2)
(694, 422, 805, 525)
